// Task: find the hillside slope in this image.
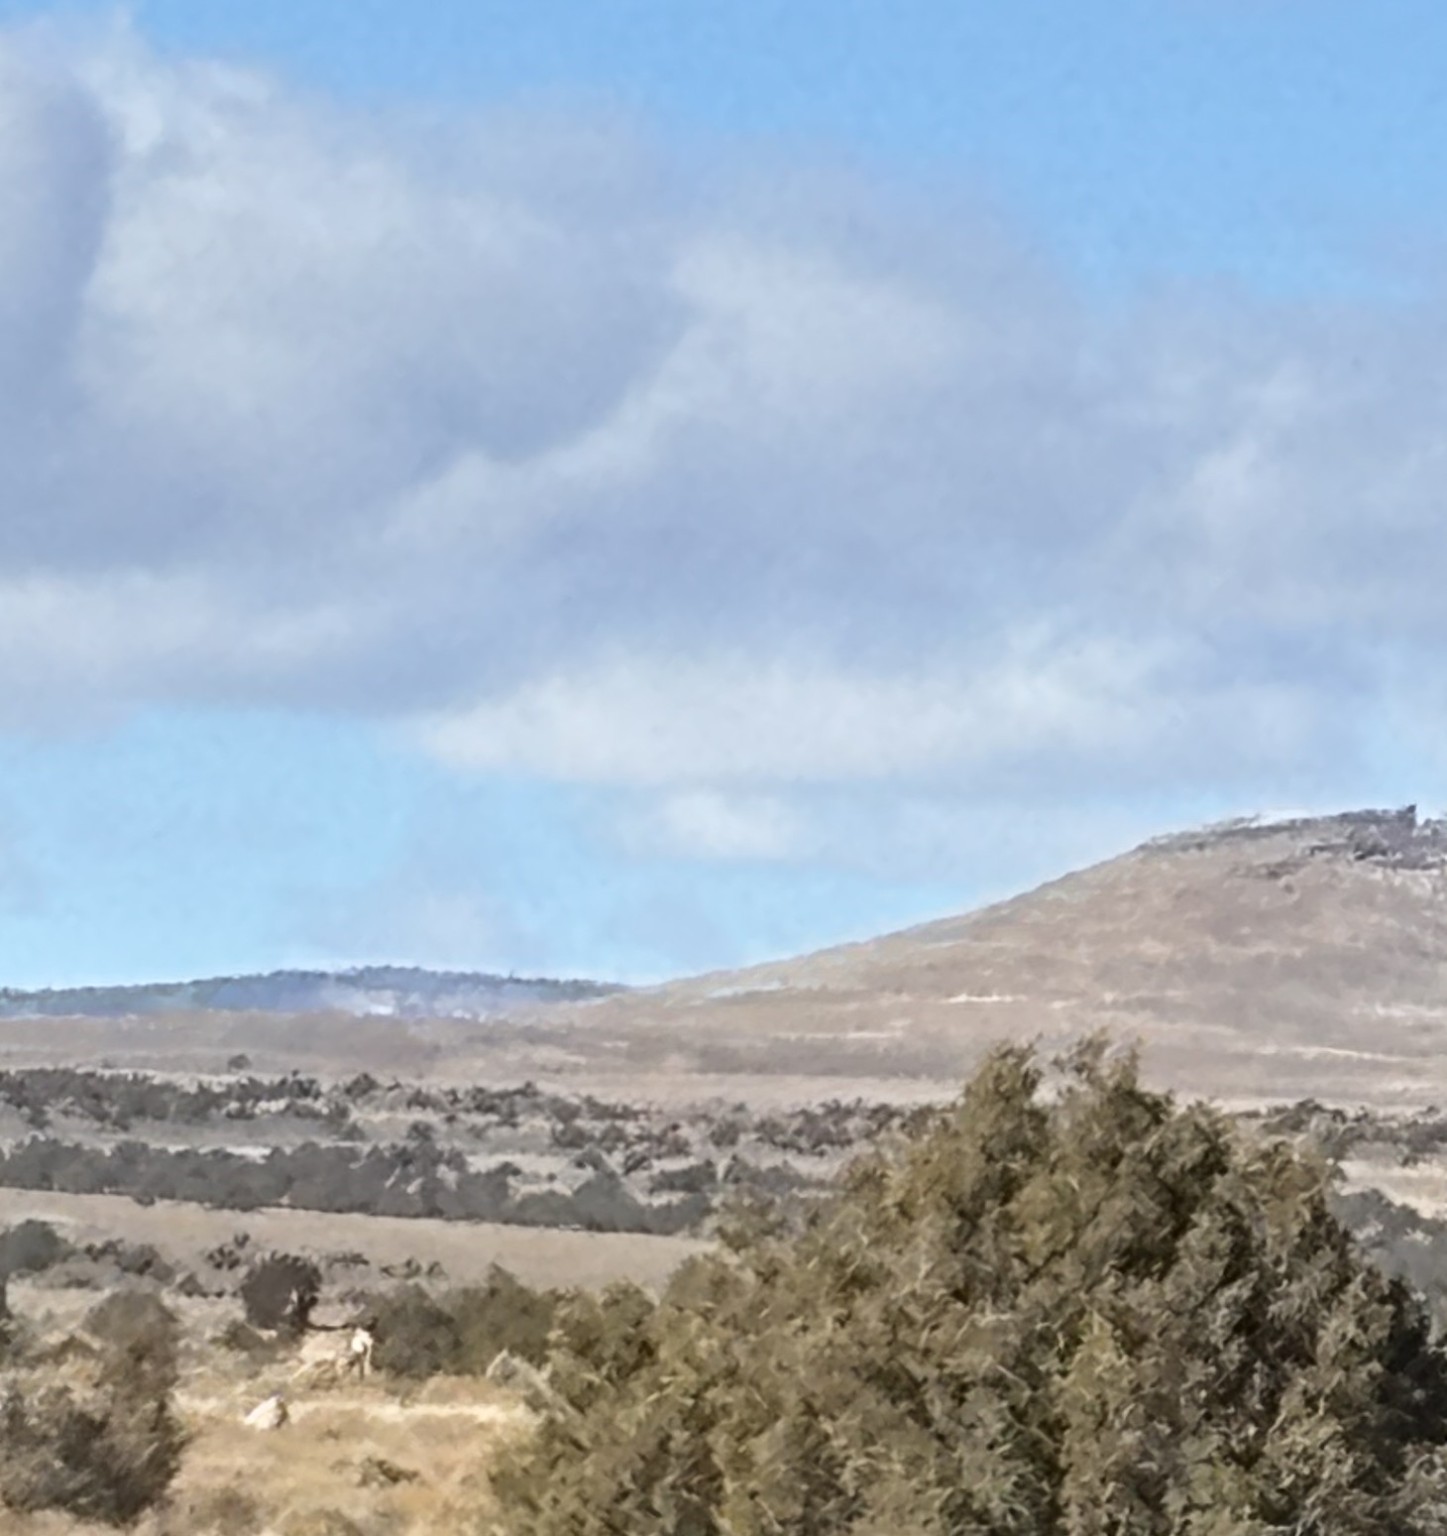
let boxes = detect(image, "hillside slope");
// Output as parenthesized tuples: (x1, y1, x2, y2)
(504, 805, 1447, 1109)
(3, 807, 1444, 1111)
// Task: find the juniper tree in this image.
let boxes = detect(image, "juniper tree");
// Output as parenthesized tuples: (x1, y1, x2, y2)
(489, 1039, 1447, 1536)
(240, 1251, 321, 1336)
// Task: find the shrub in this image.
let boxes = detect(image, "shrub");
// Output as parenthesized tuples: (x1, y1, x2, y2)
(540, 1279, 659, 1418)
(489, 1039, 1447, 1536)
(0, 1288, 184, 1525)
(0, 1219, 70, 1277)
(240, 1252, 321, 1335)
(1332, 1186, 1447, 1334)
(707, 1115, 746, 1150)
(112, 1241, 174, 1282)
(78, 1238, 176, 1286)
(369, 1267, 561, 1378)
(649, 1159, 718, 1195)
(451, 1265, 558, 1369)
(203, 1231, 253, 1272)
(370, 1284, 460, 1379)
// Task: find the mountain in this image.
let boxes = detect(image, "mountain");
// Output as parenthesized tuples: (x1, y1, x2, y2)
(502, 804, 1447, 1110)
(0, 965, 625, 1022)
(5, 806, 1446, 1111)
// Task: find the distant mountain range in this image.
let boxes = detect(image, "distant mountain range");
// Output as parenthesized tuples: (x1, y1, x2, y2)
(0, 966, 627, 1021)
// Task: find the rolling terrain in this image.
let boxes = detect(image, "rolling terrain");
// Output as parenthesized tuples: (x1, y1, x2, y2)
(2, 805, 1446, 1272)
(5, 806, 1446, 1115)
(489, 804, 1447, 1111)
(6, 807, 1447, 1533)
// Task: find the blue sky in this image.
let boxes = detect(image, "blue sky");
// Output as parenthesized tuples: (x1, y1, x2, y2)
(0, 2, 1444, 985)
(112, 0, 1447, 292)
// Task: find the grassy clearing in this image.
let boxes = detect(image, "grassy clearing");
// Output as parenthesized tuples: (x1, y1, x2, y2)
(1, 1289, 540, 1536)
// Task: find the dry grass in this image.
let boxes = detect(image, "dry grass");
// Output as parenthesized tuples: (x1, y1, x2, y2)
(157, 1381, 531, 1534)
(0, 1292, 541, 1536)
(482, 815, 1447, 1112)
(0, 1185, 705, 1534)
(0, 1187, 708, 1293)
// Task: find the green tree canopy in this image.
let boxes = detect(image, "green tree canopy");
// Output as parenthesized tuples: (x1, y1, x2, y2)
(491, 1040, 1447, 1535)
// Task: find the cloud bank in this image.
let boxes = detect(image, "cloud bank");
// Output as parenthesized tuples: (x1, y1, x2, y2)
(0, 19, 1438, 864)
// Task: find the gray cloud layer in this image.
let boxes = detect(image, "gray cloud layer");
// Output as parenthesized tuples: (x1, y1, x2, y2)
(0, 22, 1439, 861)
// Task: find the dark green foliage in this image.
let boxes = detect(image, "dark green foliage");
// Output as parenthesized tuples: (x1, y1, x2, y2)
(650, 1159, 718, 1195)
(489, 1040, 1447, 1536)
(240, 1251, 321, 1335)
(0, 1218, 70, 1277)
(370, 1266, 560, 1378)
(81, 1236, 175, 1284)
(1246, 1099, 1447, 1169)
(451, 1266, 558, 1368)
(0, 1385, 184, 1527)
(0, 1070, 914, 1236)
(539, 1279, 660, 1417)
(0, 1288, 184, 1525)
(370, 1285, 458, 1378)
(0, 1130, 704, 1230)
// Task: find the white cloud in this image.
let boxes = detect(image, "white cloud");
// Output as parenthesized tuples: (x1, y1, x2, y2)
(0, 17, 1440, 856)
(414, 635, 1316, 789)
(623, 790, 806, 862)
(669, 236, 973, 426)
(0, 570, 368, 727)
